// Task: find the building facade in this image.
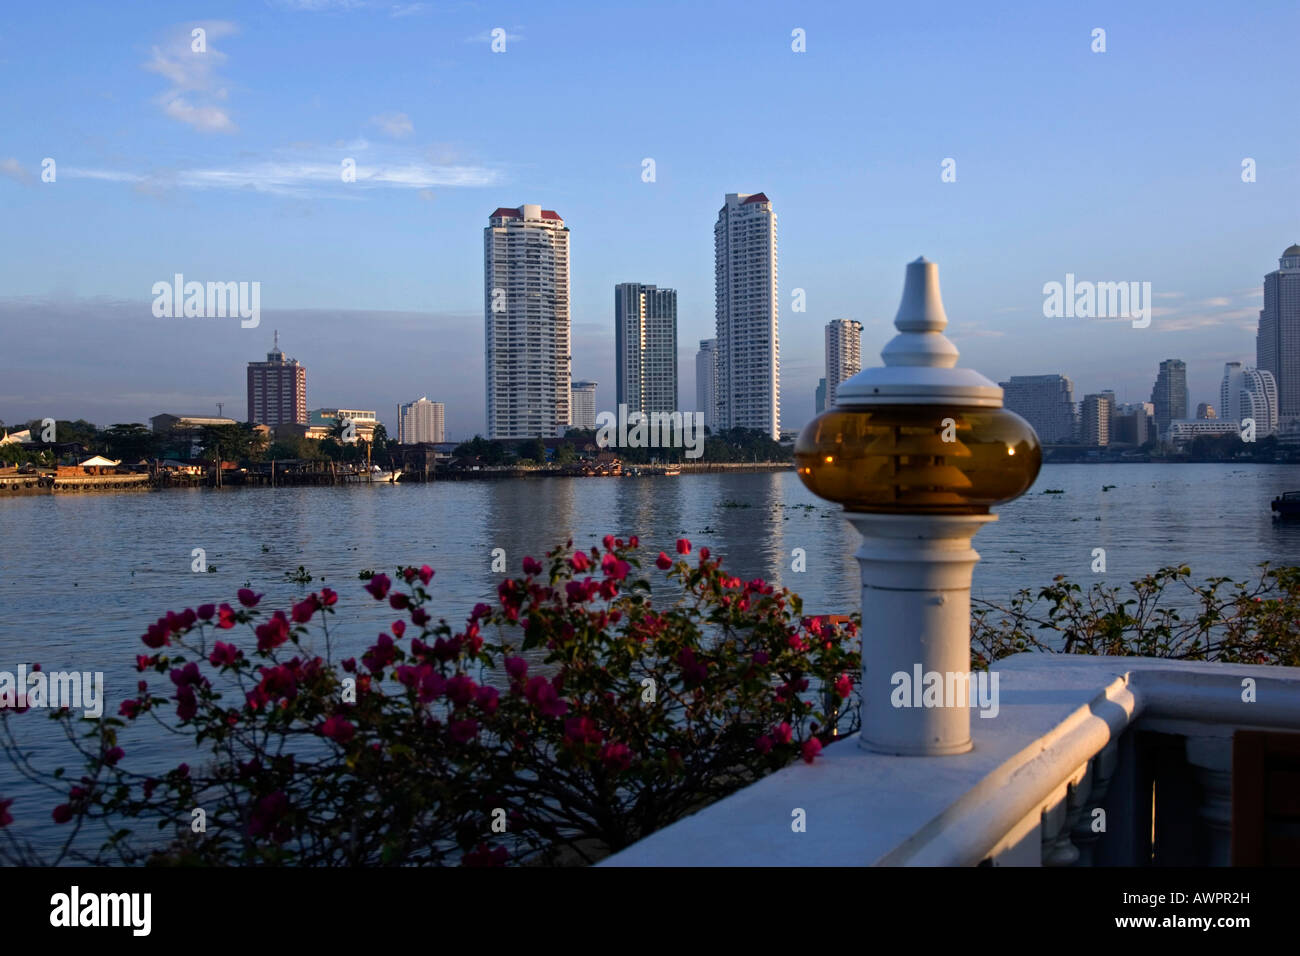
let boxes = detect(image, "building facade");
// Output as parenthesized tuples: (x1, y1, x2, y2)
(1111, 402, 1154, 446)
(398, 397, 446, 444)
(1196, 403, 1217, 419)
(1150, 359, 1188, 438)
(695, 339, 718, 431)
(246, 333, 307, 427)
(1258, 244, 1300, 424)
(614, 283, 678, 418)
(1080, 392, 1114, 446)
(1219, 362, 1279, 436)
(570, 381, 598, 430)
(484, 204, 571, 439)
(815, 377, 827, 414)
(714, 192, 779, 440)
(825, 318, 864, 409)
(999, 374, 1076, 443)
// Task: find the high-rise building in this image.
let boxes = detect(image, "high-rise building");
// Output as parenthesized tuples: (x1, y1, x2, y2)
(397, 397, 446, 444)
(1258, 244, 1300, 424)
(246, 331, 306, 427)
(484, 204, 571, 439)
(1150, 359, 1188, 438)
(714, 192, 779, 440)
(1112, 402, 1154, 446)
(815, 378, 827, 414)
(695, 340, 718, 431)
(1196, 403, 1217, 419)
(1081, 392, 1114, 446)
(1220, 362, 1279, 436)
(570, 381, 598, 430)
(999, 375, 1076, 443)
(614, 283, 678, 418)
(825, 319, 864, 408)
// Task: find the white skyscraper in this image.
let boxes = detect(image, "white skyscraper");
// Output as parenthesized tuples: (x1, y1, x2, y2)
(484, 204, 571, 439)
(397, 397, 445, 444)
(570, 380, 598, 430)
(695, 338, 718, 431)
(614, 283, 677, 418)
(1220, 362, 1279, 436)
(824, 318, 864, 408)
(714, 192, 779, 439)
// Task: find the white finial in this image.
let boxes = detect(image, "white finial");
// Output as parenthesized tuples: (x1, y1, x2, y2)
(881, 256, 958, 368)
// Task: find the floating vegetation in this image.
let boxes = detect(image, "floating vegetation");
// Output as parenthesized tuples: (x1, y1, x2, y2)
(1102, 484, 1117, 492)
(285, 566, 313, 584)
(720, 499, 752, 509)
(359, 569, 375, 580)
(1042, 488, 1066, 494)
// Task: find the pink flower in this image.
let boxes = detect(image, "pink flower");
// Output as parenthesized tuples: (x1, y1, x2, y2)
(600, 742, 633, 772)
(449, 718, 479, 743)
(755, 734, 773, 754)
(319, 715, 355, 744)
(699, 546, 710, 561)
(0, 798, 12, 827)
(656, 552, 672, 570)
(476, 685, 499, 714)
(524, 676, 568, 717)
(389, 592, 409, 610)
(570, 550, 591, 572)
(217, 604, 237, 629)
(601, 553, 630, 581)
(772, 722, 793, 745)
(411, 607, 431, 627)
(629, 535, 640, 548)
(255, 611, 291, 652)
(462, 843, 508, 867)
(801, 737, 823, 764)
(319, 588, 338, 607)
(446, 675, 478, 707)
(505, 656, 528, 681)
(523, 556, 543, 575)
(207, 642, 240, 668)
(119, 699, 142, 719)
(602, 534, 616, 551)
(291, 595, 319, 623)
(196, 604, 215, 620)
(364, 574, 391, 600)
(52, 803, 73, 824)
(835, 674, 853, 699)
(564, 716, 603, 746)
(362, 634, 397, 674)
(418, 565, 435, 585)
(676, 647, 707, 685)
(142, 621, 169, 649)
(391, 620, 406, 638)
(471, 602, 492, 620)
(103, 746, 125, 766)
(676, 538, 691, 555)
(237, 588, 263, 608)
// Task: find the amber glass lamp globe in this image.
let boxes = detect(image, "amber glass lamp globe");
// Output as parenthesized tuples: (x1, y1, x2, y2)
(796, 256, 1042, 515)
(795, 405, 1040, 514)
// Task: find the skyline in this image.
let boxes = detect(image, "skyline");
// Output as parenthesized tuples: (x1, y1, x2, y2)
(2, 1, 1300, 437)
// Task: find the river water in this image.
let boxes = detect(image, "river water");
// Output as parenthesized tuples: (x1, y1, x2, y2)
(1, 463, 1297, 856)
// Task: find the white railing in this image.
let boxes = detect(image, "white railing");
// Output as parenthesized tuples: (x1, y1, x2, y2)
(599, 654, 1300, 867)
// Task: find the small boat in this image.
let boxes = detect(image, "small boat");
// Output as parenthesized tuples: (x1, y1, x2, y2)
(1271, 491, 1300, 519)
(661, 466, 681, 476)
(368, 465, 403, 483)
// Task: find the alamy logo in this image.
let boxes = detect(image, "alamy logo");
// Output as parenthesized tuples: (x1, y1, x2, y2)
(0, 665, 103, 718)
(595, 404, 706, 459)
(50, 886, 151, 936)
(1042, 274, 1151, 328)
(152, 273, 261, 328)
(890, 666, 1000, 718)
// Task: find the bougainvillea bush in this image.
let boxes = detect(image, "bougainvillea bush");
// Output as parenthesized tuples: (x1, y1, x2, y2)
(0, 536, 861, 866)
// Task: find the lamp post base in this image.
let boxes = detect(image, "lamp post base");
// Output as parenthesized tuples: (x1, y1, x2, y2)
(844, 512, 997, 757)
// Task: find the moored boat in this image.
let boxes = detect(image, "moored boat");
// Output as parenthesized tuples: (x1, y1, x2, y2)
(1271, 491, 1300, 519)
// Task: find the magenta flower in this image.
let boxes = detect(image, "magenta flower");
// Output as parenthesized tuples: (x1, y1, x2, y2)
(255, 611, 291, 652)
(319, 715, 355, 744)
(52, 803, 73, 824)
(446, 675, 478, 707)
(237, 588, 263, 608)
(364, 573, 391, 600)
(505, 656, 528, 681)
(449, 718, 479, 743)
(291, 594, 319, 623)
(411, 607, 431, 627)
(801, 738, 823, 764)
(656, 552, 672, 570)
(103, 746, 125, 766)
(570, 551, 591, 572)
(462, 843, 509, 867)
(676, 538, 691, 555)
(418, 564, 435, 585)
(0, 798, 12, 827)
(216, 603, 237, 629)
(835, 674, 853, 698)
(755, 734, 773, 754)
(476, 685, 499, 714)
(523, 556, 543, 575)
(196, 604, 215, 620)
(389, 592, 409, 610)
(773, 722, 793, 745)
(524, 676, 568, 717)
(600, 742, 633, 772)
(319, 587, 338, 607)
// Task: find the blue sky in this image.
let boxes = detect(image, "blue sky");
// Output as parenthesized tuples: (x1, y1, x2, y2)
(1, 0, 1298, 438)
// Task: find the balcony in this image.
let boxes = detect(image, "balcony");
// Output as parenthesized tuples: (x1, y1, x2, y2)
(602, 654, 1300, 866)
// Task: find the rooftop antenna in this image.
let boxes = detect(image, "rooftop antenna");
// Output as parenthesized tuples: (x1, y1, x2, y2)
(217, 402, 225, 417)
(274, 329, 279, 351)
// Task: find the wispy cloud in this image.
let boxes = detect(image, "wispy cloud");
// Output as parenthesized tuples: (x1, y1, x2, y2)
(143, 21, 239, 133)
(390, 3, 428, 16)
(60, 143, 501, 198)
(0, 157, 34, 184)
(369, 112, 414, 138)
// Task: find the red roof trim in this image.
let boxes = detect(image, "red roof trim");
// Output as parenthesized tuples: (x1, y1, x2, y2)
(489, 207, 521, 219)
(742, 192, 769, 205)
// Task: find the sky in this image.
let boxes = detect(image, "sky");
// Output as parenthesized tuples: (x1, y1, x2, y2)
(1, 0, 1298, 439)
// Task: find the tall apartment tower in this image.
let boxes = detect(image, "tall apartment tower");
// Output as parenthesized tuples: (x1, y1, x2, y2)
(695, 339, 718, 431)
(1150, 359, 1188, 438)
(570, 381, 598, 430)
(714, 192, 779, 440)
(246, 331, 306, 426)
(1258, 244, 1300, 423)
(614, 283, 678, 418)
(397, 397, 445, 444)
(999, 374, 1076, 443)
(484, 204, 571, 439)
(825, 318, 864, 408)
(1220, 362, 1279, 436)
(1081, 392, 1114, 446)
(815, 378, 827, 414)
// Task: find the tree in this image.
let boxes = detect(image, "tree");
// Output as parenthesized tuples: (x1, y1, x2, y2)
(521, 436, 546, 464)
(102, 424, 158, 461)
